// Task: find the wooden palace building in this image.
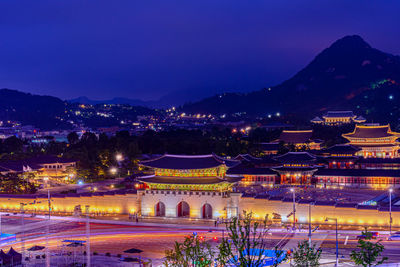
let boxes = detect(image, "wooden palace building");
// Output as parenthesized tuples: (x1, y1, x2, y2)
(137, 154, 242, 218)
(342, 124, 400, 158)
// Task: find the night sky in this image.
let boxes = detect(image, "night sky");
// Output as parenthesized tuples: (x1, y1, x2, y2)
(1, 0, 399, 102)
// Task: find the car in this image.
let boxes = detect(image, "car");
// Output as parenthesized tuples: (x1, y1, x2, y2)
(357, 232, 379, 239)
(387, 234, 400, 241)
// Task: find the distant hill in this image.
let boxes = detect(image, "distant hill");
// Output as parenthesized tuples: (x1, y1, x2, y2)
(0, 89, 69, 130)
(69, 96, 159, 108)
(69, 86, 231, 108)
(181, 35, 400, 124)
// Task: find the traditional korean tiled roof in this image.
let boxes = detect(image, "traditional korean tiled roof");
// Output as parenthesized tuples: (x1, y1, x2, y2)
(258, 142, 279, 151)
(277, 130, 313, 144)
(322, 144, 361, 155)
(138, 175, 240, 185)
(310, 116, 324, 122)
(354, 116, 366, 122)
(274, 152, 316, 164)
(234, 154, 259, 162)
(27, 155, 78, 164)
(323, 111, 355, 118)
(316, 168, 400, 177)
(0, 155, 76, 173)
(227, 165, 276, 175)
(0, 161, 41, 172)
(343, 124, 400, 139)
(140, 154, 240, 170)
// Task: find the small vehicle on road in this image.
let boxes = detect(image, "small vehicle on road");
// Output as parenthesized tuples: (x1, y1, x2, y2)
(357, 232, 379, 239)
(387, 234, 400, 241)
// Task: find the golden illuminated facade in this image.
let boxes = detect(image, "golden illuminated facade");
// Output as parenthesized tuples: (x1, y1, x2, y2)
(139, 154, 241, 191)
(342, 124, 400, 158)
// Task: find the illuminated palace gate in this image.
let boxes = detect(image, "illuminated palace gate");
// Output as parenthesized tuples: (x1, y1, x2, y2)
(177, 201, 190, 217)
(271, 152, 319, 185)
(202, 203, 212, 219)
(155, 202, 166, 216)
(138, 154, 242, 219)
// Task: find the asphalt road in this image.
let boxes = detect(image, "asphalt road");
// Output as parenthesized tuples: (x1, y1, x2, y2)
(0, 216, 399, 266)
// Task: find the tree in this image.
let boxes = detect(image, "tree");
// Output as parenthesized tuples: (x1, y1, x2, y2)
(67, 132, 80, 145)
(292, 240, 322, 267)
(350, 230, 388, 267)
(217, 211, 283, 267)
(164, 235, 214, 267)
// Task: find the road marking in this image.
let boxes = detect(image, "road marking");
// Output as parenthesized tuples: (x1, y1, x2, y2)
(342, 262, 355, 266)
(344, 235, 349, 245)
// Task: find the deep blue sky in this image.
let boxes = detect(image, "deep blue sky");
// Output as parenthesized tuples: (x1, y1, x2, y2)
(1, 1, 399, 101)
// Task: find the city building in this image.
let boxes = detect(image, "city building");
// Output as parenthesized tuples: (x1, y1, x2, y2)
(342, 124, 400, 158)
(0, 155, 77, 181)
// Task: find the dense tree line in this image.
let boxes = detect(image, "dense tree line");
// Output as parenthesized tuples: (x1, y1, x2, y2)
(0, 125, 356, 182)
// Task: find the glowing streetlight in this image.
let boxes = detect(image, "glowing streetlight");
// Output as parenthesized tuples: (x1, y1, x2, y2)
(116, 153, 123, 162)
(325, 217, 339, 267)
(290, 188, 296, 230)
(389, 188, 393, 235)
(110, 167, 118, 175)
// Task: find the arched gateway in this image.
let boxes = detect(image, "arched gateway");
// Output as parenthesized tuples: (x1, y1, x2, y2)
(177, 201, 190, 217)
(154, 202, 166, 217)
(201, 203, 213, 219)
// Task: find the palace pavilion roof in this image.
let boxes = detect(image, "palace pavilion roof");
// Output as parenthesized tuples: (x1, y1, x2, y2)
(138, 175, 242, 185)
(258, 142, 279, 151)
(342, 124, 400, 139)
(354, 116, 366, 122)
(277, 130, 313, 144)
(323, 111, 355, 118)
(310, 116, 324, 122)
(227, 164, 276, 175)
(234, 154, 260, 162)
(140, 154, 240, 170)
(322, 144, 361, 155)
(274, 152, 316, 164)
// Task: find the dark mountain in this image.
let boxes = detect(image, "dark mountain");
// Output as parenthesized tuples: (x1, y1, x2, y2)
(69, 87, 230, 108)
(0, 89, 69, 129)
(69, 96, 158, 107)
(181, 35, 400, 123)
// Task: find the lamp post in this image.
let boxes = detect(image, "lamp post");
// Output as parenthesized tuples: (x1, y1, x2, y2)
(85, 205, 91, 267)
(43, 177, 51, 267)
(110, 167, 118, 177)
(326, 217, 338, 267)
(290, 188, 296, 230)
(116, 153, 123, 178)
(308, 203, 313, 246)
(389, 188, 393, 235)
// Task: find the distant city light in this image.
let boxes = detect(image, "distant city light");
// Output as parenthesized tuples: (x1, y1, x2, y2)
(268, 114, 272, 118)
(78, 180, 84, 185)
(389, 95, 394, 100)
(276, 112, 280, 117)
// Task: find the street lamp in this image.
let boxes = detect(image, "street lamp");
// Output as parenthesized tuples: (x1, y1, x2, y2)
(110, 167, 118, 176)
(43, 177, 51, 267)
(115, 153, 123, 162)
(325, 217, 339, 267)
(308, 202, 314, 246)
(389, 188, 393, 235)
